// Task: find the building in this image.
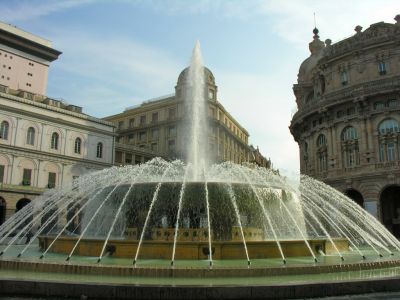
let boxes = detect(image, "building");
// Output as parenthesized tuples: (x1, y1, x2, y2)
(105, 67, 252, 166)
(0, 22, 115, 224)
(290, 15, 400, 236)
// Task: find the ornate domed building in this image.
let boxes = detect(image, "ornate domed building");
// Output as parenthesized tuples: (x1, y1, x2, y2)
(290, 15, 400, 236)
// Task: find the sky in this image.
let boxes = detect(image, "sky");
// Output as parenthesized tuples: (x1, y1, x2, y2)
(0, 0, 398, 177)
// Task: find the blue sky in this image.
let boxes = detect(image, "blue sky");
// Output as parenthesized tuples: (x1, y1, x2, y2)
(0, 0, 398, 176)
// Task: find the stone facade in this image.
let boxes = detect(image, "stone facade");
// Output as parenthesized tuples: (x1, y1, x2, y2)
(105, 67, 257, 166)
(0, 23, 115, 225)
(290, 15, 400, 236)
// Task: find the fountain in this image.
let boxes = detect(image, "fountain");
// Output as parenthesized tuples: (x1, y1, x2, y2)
(1, 42, 400, 299)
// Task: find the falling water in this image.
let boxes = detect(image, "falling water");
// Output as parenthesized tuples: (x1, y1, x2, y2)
(204, 177, 213, 267)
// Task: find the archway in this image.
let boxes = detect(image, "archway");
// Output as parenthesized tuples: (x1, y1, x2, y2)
(0, 197, 6, 225)
(344, 189, 364, 207)
(16, 198, 31, 211)
(380, 185, 400, 238)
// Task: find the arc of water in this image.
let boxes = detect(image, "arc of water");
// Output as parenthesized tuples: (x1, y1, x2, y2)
(310, 178, 400, 251)
(301, 198, 367, 259)
(40, 181, 120, 259)
(299, 195, 344, 261)
(0, 203, 34, 239)
(204, 173, 213, 267)
(303, 189, 390, 257)
(0, 189, 79, 255)
(171, 164, 191, 266)
(0, 188, 69, 245)
(132, 164, 173, 265)
(226, 183, 250, 266)
(65, 175, 131, 261)
(237, 167, 286, 264)
(96, 164, 151, 263)
(17, 191, 88, 257)
(276, 194, 318, 262)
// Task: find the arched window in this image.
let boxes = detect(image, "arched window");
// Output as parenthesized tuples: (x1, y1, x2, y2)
(51, 132, 59, 150)
(341, 126, 358, 141)
(96, 142, 103, 158)
(378, 119, 399, 134)
(0, 121, 9, 140)
(316, 134, 328, 172)
(378, 119, 400, 162)
(341, 126, 359, 168)
(26, 127, 35, 145)
(317, 134, 327, 146)
(74, 137, 81, 154)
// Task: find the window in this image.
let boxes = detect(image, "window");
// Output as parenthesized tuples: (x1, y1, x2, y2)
(129, 118, 135, 128)
(378, 119, 399, 134)
(341, 126, 358, 141)
(140, 115, 146, 125)
(374, 102, 385, 110)
(336, 110, 344, 118)
(378, 61, 387, 75)
(341, 126, 359, 168)
(152, 128, 159, 140)
(26, 127, 35, 145)
(151, 143, 158, 151)
(388, 99, 399, 108)
(347, 107, 355, 115)
(0, 121, 9, 140)
(168, 126, 176, 137)
(128, 134, 134, 143)
(139, 131, 146, 142)
(340, 71, 348, 85)
(51, 132, 59, 150)
(125, 153, 132, 164)
(316, 135, 327, 172)
(115, 151, 122, 163)
(208, 89, 215, 100)
(317, 134, 327, 146)
(168, 139, 175, 151)
(0, 165, 4, 183)
(378, 119, 399, 162)
(48, 172, 56, 188)
(152, 113, 158, 123)
(96, 142, 103, 158)
(74, 137, 82, 154)
(118, 121, 124, 129)
(22, 169, 32, 186)
(168, 108, 176, 119)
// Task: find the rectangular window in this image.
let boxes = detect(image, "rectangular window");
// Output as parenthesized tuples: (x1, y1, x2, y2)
(0, 165, 4, 183)
(140, 115, 146, 125)
(48, 172, 56, 188)
(168, 139, 175, 151)
(379, 144, 385, 162)
(152, 128, 159, 140)
(125, 153, 132, 164)
(387, 143, 395, 161)
(168, 108, 176, 119)
(152, 112, 158, 123)
(208, 89, 215, 100)
(168, 126, 176, 137)
(129, 118, 135, 128)
(340, 71, 348, 85)
(139, 131, 147, 141)
(22, 168, 32, 186)
(378, 62, 387, 75)
(115, 151, 123, 163)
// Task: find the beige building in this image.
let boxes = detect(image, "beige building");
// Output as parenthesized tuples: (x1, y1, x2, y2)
(290, 15, 400, 236)
(0, 23, 115, 225)
(105, 67, 252, 166)
(0, 21, 60, 95)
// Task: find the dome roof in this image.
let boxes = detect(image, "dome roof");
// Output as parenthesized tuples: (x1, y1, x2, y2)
(297, 29, 326, 83)
(177, 66, 215, 86)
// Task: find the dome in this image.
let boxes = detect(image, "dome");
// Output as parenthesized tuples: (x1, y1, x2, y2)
(297, 29, 326, 83)
(177, 66, 215, 86)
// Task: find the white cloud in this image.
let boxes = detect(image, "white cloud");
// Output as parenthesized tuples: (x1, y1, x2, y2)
(0, 0, 94, 23)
